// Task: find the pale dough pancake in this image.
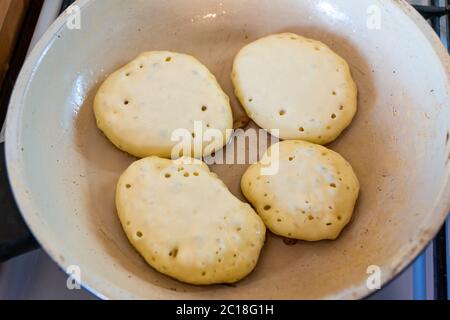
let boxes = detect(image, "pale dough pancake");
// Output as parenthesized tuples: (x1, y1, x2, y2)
(232, 33, 357, 144)
(95, 51, 233, 158)
(116, 156, 266, 285)
(241, 140, 359, 241)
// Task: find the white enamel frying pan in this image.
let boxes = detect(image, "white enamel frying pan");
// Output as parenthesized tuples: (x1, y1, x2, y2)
(3, 0, 450, 299)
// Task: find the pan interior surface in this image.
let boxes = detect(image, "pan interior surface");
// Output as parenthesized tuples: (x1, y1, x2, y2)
(5, 0, 450, 299)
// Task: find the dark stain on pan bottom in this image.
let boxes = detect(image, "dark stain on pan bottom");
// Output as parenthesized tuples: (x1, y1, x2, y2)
(283, 238, 298, 246)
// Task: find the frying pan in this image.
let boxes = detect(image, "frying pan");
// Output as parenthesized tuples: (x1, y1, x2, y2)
(2, 0, 450, 299)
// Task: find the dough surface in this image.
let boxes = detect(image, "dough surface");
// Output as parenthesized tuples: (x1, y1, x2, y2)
(232, 33, 357, 144)
(95, 51, 233, 158)
(116, 156, 266, 284)
(241, 140, 359, 241)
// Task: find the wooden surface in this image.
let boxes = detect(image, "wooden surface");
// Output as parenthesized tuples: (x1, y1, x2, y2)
(0, 0, 29, 87)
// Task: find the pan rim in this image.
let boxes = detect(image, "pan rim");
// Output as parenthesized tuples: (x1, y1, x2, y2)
(4, 0, 450, 300)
